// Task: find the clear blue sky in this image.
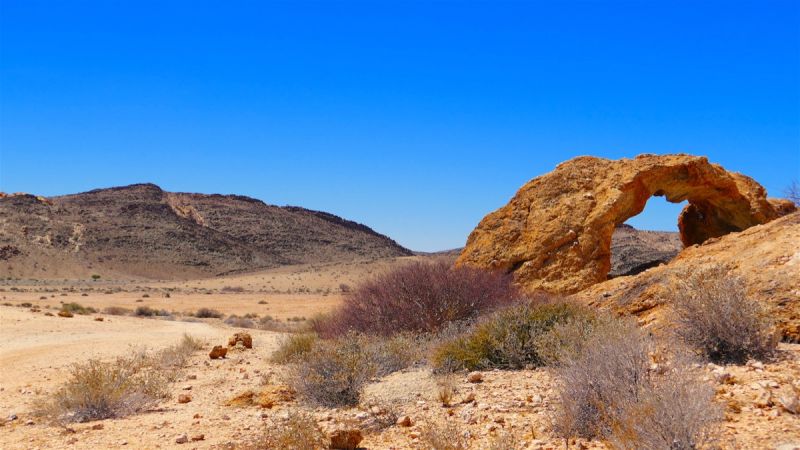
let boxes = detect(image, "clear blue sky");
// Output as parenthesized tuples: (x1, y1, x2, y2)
(1, 1, 798, 251)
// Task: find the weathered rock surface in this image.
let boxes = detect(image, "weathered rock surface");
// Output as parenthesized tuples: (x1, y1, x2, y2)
(208, 346, 227, 359)
(458, 154, 795, 294)
(576, 212, 800, 340)
(328, 428, 363, 450)
(228, 332, 252, 349)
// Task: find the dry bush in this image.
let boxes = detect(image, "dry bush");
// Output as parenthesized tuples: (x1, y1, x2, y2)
(271, 333, 319, 364)
(785, 179, 800, 205)
(224, 315, 257, 328)
(670, 267, 779, 364)
(553, 316, 721, 448)
(103, 306, 132, 316)
(610, 370, 721, 450)
(288, 333, 379, 407)
(36, 335, 203, 423)
(251, 410, 327, 449)
(314, 260, 520, 337)
(61, 302, 97, 315)
(488, 431, 523, 450)
(431, 299, 592, 372)
(134, 306, 169, 317)
(436, 375, 457, 406)
(419, 421, 468, 450)
(194, 307, 223, 318)
(554, 317, 651, 440)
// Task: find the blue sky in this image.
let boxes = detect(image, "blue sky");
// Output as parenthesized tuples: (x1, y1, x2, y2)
(1, 1, 798, 251)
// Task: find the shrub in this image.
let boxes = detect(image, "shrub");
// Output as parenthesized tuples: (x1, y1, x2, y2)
(314, 261, 519, 337)
(431, 300, 592, 372)
(103, 306, 132, 316)
(670, 267, 779, 363)
(134, 306, 169, 317)
(225, 315, 256, 328)
(194, 307, 223, 319)
(436, 375, 456, 406)
(36, 335, 203, 423)
(288, 333, 378, 407)
(61, 302, 97, 315)
(552, 316, 721, 447)
(419, 421, 468, 450)
(271, 333, 319, 364)
(252, 411, 327, 449)
(91, 274, 101, 281)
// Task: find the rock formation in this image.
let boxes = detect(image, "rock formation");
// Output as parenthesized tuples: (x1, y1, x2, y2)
(576, 212, 800, 341)
(457, 154, 795, 294)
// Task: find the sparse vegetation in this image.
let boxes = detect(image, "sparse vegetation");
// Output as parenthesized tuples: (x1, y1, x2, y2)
(36, 335, 203, 423)
(670, 267, 779, 363)
(225, 315, 257, 328)
(271, 333, 319, 364)
(431, 299, 592, 372)
(103, 306, 132, 316)
(61, 302, 97, 315)
(419, 421, 469, 450)
(194, 307, 224, 319)
(552, 315, 721, 447)
(314, 261, 520, 337)
(134, 306, 169, 317)
(251, 411, 327, 449)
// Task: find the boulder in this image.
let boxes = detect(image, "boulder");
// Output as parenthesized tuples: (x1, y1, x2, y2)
(228, 332, 252, 349)
(209, 345, 227, 359)
(457, 154, 794, 294)
(328, 428, 363, 450)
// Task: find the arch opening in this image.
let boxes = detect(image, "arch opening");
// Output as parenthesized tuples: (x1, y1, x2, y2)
(608, 195, 686, 278)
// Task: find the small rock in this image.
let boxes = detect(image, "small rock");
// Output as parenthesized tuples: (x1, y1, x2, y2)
(24, 419, 34, 425)
(467, 372, 483, 383)
(209, 346, 228, 359)
(775, 444, 800, 450)
(175, 434, 188, 444)
(779, 391, 800, 414)
(91, 423, 104, 430)
(396, 415, 413, 427)
(191, 434, 205, 441)
(177, 394, 192, 404)
(228, 332, 253, 349)
(328, 428, 363, 450)
(94, 317, 104, 321)
(754, 389, 773, 408)
(461, 392, 475, 403)
(187, 374, 197, 380)
(7, 414, 17, 421)
(57, 310, 73, 318)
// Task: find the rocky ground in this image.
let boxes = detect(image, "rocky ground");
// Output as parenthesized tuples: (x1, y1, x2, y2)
(1, 300, 798, 450)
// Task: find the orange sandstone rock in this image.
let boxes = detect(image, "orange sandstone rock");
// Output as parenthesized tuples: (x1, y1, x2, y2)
(457, 154, 795, 294)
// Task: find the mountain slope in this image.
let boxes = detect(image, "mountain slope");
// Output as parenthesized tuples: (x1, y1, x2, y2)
(0, 183, 411, 279)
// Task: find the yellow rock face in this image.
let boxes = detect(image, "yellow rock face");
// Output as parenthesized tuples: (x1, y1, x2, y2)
(457, 154, 795, 294)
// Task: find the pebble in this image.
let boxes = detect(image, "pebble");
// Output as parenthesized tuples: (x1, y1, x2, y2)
(175, 434, 188, 444)
(467, 372, 483, 383)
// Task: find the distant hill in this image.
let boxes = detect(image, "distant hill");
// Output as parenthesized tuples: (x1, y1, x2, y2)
(609, 223, 682, 278)
(0, 183, 412, 279)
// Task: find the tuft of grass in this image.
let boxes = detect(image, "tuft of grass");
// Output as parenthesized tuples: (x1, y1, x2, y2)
(103, 306, 132, 316)
(251, 411, 327, 449)
(419, 421, 468, 450)
(669, 267, 779, 364)
(134, 306, 169, 317)
(436, 375, 456, 407)
(431, 299, 592, 372)
(225, 315, 256, 328)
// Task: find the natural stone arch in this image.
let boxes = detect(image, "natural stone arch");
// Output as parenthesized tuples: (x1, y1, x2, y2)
(457, 154, 796, 294)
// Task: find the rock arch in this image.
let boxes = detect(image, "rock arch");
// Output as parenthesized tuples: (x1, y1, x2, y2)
(457, 154, 796, 294)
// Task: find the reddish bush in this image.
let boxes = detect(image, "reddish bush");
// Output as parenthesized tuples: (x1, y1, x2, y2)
(314, 261, 520, 337)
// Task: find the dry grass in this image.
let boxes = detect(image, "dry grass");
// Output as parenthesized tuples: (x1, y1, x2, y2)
(670, 267, 779, 363)
(270, 333, 318, 364)
(193, 307, 223, 318)
(60, 302, 97, 315)
(103, 306, 132, 316)
(552, 316, 721, 448)
(436, 375, 457, 406)
(250, 410, 327, 449)
(35, 334, 203, 423)
(419, 421, 469, 450)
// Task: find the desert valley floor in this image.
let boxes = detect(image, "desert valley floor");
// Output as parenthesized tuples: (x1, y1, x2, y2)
(1, 255, 799, 450)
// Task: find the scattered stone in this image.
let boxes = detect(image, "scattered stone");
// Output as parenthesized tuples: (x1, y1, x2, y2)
(24, 419, 34, 425)
(228, 332, 253, 349)
(58, 310, 73, 318)
(177, 394, 192, 404)
(467, 372, 483, 383)
(94, 317, 104, 321)
(187, 374, 197, 380)
(328, 428, 363, 450)
(91, 423, 104, 430)
(396, 415, 413, 427)
(191, 434, 205, 442)
(209, 346, 228, 359)
(779, 390, 800, 414)
(175, 434, 188, 444)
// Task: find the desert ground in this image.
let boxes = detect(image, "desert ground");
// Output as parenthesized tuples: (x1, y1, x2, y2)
(1, 255, 799, 450)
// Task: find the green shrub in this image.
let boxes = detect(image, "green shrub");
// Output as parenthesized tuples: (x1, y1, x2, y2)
(431, 300, 592, 372)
